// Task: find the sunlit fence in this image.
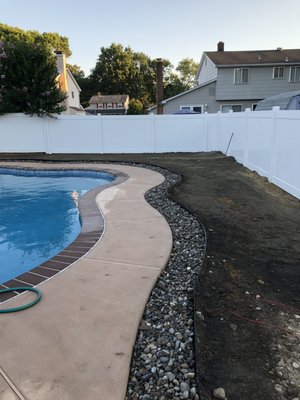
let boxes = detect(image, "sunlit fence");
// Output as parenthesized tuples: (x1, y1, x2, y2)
(0, 110, 299, 199)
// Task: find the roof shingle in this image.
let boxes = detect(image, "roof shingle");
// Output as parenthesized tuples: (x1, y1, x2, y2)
(205, 49, 300, 66)
(89, 93, 129, 104)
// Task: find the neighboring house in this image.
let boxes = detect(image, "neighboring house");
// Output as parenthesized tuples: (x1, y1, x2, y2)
(85, 93, 129, 115)
(55, 50, 85, 115)
(149, 42, 300, 114)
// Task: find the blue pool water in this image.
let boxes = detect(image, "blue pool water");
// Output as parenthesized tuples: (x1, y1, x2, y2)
(0, 168, 114, 284)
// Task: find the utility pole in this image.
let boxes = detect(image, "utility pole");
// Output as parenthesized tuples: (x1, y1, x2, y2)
(156, 58, 164, 114)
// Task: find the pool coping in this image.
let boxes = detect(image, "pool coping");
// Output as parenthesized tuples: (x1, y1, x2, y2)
(0, 166, 128, 303)
(0, 162, 173, 400)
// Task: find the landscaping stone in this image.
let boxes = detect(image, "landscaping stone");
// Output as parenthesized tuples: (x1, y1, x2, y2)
(125, 165, 206, 399)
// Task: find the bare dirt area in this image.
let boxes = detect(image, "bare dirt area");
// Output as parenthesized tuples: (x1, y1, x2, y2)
(1, 152, 299, 400)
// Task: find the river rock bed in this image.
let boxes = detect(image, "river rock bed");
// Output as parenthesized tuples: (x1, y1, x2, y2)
(125, 165, 206, 400)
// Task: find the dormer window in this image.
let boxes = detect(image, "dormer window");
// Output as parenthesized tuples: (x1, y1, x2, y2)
(273, 67, 284, 79)
(234, 68, 249, 84)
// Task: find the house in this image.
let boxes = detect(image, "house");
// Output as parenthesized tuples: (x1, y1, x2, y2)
(55, 51, 85, 115)
(85, 93, 129, 115)
(148, 42, 300, 114)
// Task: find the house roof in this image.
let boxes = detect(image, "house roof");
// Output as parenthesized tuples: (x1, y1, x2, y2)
(205, 49, 300, 66)
(89, 93, 129, 104)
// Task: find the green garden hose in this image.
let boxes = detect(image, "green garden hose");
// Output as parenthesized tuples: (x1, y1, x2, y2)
(0, 287, 42, 313)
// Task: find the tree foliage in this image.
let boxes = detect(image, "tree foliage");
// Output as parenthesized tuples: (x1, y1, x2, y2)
(127, 99, 144, 115)
(0, 23, 71, 56)
(0, 38, 67, 117)
(176, 58, 199, 87)
(75, 76, 96, 107)
(164, 74, 190, 99)
(0, 25, 199, 111)
(164, 58, 199, 98)
(67, 64, 85, 79)
(88, 44, 198, 109)
(90, 43, 156, 108)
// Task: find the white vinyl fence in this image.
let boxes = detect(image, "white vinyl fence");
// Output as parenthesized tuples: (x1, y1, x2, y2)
(0, 110, 300, 199)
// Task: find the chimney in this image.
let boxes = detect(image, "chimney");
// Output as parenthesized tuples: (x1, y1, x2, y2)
(54, 50, 69, 111)
(217, 41, 224, 52)
(156, 58, 164, 115)
(54, 50, 68, 93)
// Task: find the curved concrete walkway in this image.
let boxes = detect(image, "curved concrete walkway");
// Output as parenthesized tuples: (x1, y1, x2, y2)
(0, 163, 173, 400)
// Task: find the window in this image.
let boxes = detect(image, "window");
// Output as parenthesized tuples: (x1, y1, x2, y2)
(71, 91, 75, 98)
(193, 106, 202, 113)
(252, 104, 257, 111)
(180, 105, 203, 113)
(290, 66, 300, 82)
(221, 104, 242, 113)
(273, 67, 284, 79)
(234, 68, 249, 84)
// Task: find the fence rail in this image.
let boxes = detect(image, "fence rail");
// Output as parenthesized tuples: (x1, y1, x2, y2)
(0, 110, 299, 199)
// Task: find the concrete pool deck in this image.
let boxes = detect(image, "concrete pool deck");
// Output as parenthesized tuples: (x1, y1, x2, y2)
(0, 162, 173, 400)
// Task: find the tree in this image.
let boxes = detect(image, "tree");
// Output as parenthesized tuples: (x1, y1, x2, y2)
(127, 99, 144, 115)
(90, 43, 157, 108)
(86, 43, 199, 109)
(91, 43, 134, 95)
(67, 64, 85, 80)
(176, 58, 199, 88)
(164, 74, 189, 99)
(0, 23, 71, 56)
(75, 76, 96, 107)
(163, 58, 199, 99)
(0, 39, 67, 117)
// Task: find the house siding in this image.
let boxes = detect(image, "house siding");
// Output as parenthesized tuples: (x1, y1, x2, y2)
(216, 66, 300, 100)
(197, 55, 217, 85)
(67, 75, 81, 109)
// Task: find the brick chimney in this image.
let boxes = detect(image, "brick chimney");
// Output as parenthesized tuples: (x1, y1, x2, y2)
(217, 41, 224, 52)
(156, 58, 164, 115)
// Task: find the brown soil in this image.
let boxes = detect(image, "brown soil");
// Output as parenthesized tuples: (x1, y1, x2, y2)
(1, 152, 299, 400)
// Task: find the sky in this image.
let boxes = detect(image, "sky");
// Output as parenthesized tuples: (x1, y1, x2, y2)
(1, 0, 300, 76)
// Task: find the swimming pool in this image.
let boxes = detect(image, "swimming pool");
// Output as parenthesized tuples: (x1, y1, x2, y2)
(0, 168, 114, 285)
